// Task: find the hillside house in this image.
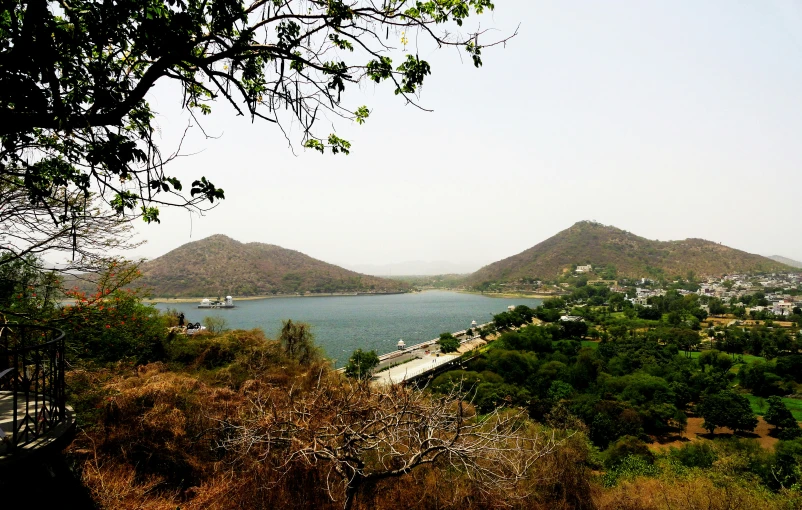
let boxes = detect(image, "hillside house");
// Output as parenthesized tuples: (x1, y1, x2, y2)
(772, 300, 796, 316)
(575, 265, 593, 273)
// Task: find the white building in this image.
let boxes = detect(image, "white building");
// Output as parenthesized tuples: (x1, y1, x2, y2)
(772, 300, 796, 316)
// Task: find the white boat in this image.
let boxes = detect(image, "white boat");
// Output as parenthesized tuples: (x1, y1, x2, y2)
(198, 296, 235, 308)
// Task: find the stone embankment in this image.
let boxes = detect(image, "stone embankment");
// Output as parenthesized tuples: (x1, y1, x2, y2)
(337, 322, 494, 386)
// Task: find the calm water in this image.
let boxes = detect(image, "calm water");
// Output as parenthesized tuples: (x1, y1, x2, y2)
(154, 291, 541, 366)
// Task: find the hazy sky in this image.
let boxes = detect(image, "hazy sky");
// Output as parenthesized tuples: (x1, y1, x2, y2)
(124, 0, 802, 270)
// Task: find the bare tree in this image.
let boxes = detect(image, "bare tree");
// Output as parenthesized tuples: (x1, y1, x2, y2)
(222, 379, 569, 510)
(0, 179, 141, 273)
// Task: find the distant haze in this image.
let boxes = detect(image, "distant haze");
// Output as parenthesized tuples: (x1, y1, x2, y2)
(344, 261, 483, 276)
(83, 0, 802, 270)
(769, 255, 802, 269)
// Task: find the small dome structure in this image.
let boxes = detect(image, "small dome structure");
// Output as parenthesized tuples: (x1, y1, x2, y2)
(397, 339, 406, 350)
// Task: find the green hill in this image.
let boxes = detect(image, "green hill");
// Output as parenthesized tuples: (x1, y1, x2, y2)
(468, 221, 793, 284)
(136, 235, 410, 297)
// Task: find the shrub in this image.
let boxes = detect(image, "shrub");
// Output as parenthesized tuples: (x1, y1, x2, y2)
(431, 370, 485, 394)
(602, 454, 660, 487)
(165, 328, 269, 370)
(60, 287, 168, 363)
(202, 315, 229, 334)
(57, 260, 169, 364)
(279, 320, 323, 364)
(603, 436, 654, 469)
(670, 441, 717, 468)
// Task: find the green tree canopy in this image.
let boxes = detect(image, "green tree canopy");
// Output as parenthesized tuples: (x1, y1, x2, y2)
(697, 391, 757, 435)
(344, 348, 379, 380)
(1, 0, 512, 266)
(764, 396, 802, 439)
(438, 332, 460, 353)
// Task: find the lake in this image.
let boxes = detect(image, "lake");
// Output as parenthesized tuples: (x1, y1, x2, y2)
(154, 291, 541, 366)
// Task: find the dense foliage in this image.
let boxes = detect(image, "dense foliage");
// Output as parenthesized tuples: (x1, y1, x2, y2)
(432, 295, 802, 497)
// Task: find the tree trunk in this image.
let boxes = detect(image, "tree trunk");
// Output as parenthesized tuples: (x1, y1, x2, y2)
(343, 484, 358, 510)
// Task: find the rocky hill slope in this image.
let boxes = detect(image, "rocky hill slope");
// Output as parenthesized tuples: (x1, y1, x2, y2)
(136, 235, 410, 297)
(469, 221, 793, 284)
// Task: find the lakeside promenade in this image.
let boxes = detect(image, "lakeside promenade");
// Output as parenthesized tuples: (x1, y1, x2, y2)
(337, 321, 494, 386)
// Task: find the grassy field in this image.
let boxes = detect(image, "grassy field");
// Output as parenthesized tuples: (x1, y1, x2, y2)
(746, 394, 802, 422)
(679, 350, 765, 363)
(550, 340, 599, 349)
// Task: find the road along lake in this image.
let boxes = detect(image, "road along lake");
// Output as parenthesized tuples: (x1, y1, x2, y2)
(154, 291, 542, 367)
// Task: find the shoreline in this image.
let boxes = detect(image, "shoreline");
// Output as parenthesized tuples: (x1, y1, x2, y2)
(456, 290, 560, 299)
(145, 289, 555, 304)
(144, 291, 409, 304)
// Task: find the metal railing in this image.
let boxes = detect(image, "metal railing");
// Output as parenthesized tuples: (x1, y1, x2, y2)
(0, 324, 67, 455)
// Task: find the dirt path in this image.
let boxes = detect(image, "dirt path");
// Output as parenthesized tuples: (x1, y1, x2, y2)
(649, 417, 779, 451)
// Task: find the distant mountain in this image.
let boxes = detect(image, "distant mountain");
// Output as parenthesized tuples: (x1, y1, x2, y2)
(468, 221, 793, 284)
(135, 235, 410, 297)
(768, 255, 802, 268)
(345, 260, 481, 276)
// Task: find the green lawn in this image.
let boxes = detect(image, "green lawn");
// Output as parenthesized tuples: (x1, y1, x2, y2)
(550, 340, 599, 349)
(746, 394, 802, 422)
(679, 350, 765, 364)
(738, 353, 767, 364)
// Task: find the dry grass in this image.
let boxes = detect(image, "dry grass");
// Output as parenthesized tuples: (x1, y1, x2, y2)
(649, 417, 779, 452)
(66, 351, 597, 510)
(596, 474, 798, 510)
(704, 316, 794, 328)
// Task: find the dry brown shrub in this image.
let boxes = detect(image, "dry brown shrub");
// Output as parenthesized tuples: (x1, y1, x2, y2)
(595, 474, 791, 510)
(142, 403, 187, 437)
(66, 347, 598, 510)
(360, 432, 595, 510)
(80, 444, 183, 510)
(68, 365, 247, 508)
(136, 361, 168, 377)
